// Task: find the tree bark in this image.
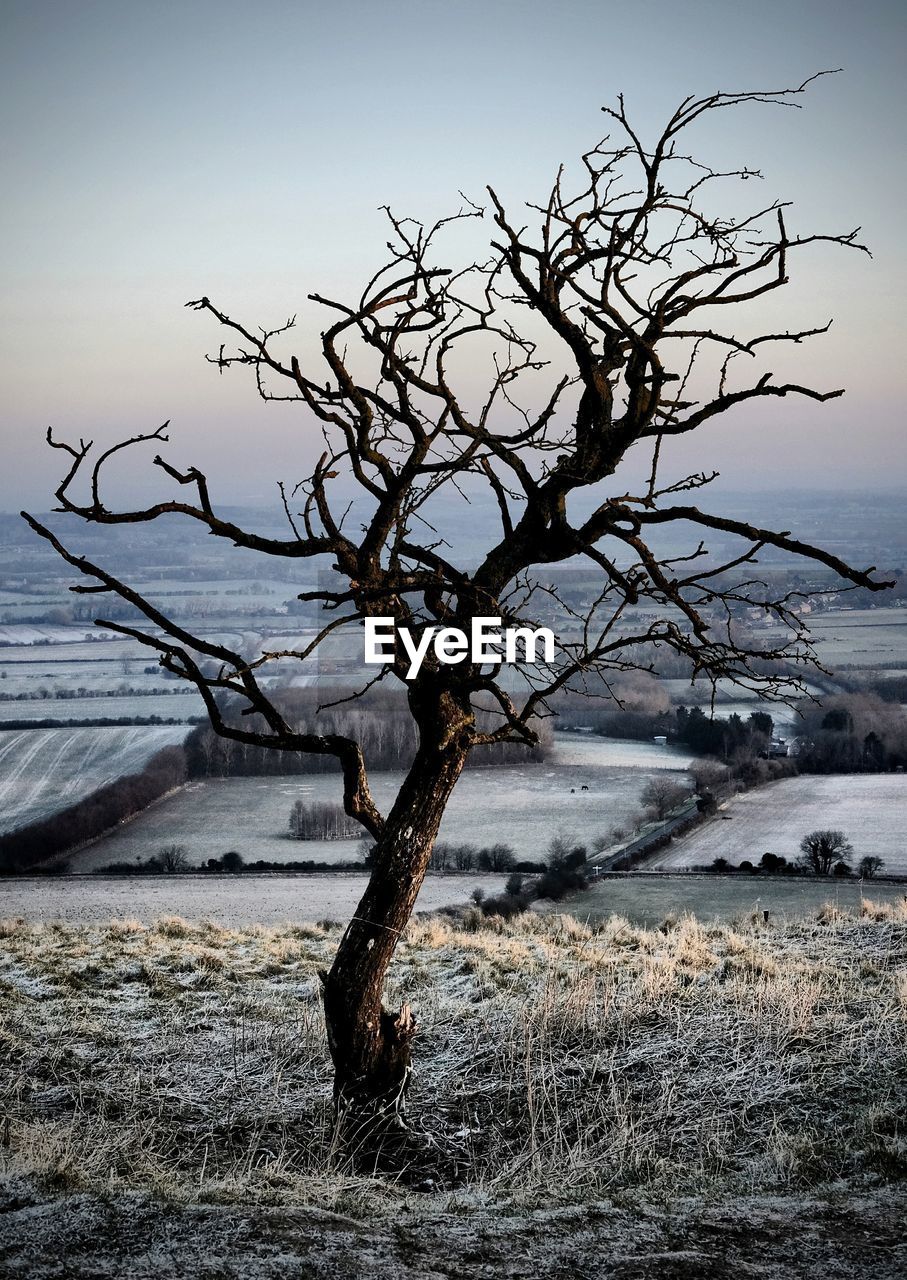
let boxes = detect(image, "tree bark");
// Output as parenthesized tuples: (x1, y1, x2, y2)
(321, 697, 470, 1139)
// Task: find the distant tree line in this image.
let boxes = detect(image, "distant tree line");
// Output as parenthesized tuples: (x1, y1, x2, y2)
(854, 674, 907, 704)
(670, 706, 773, 757)
(0, 745, 187, 873)
(552, 671, 672, 739)
(0, 686, 196, 701)
(0, 715, 202, 730)
(424, 841, 541, 872)
(185, 687, 551, 778)
(94, 848, 374, 874)
(288, 799, 361, 840)
(792, 693, 907, 772)
(709, 831, 887, 880)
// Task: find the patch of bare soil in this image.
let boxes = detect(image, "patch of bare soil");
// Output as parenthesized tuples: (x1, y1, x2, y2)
(0, 1179, 904, 1279)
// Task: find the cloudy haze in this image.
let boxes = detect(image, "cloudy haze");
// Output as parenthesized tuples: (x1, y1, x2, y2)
(2, 0, 904, 511)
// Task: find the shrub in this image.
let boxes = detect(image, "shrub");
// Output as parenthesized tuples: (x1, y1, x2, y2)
(505, 872, 524, 897)
(479, 892, 529, 920)
(536, 838, 589, 901)
(758, 851, 790, 874)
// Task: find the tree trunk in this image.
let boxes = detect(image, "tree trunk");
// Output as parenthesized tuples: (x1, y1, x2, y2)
(321, 712, 469, 1142)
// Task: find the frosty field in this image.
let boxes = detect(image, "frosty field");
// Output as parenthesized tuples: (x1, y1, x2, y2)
(6, 869, 906, 929)
(67, 733, 695, 871)
(562, 871, 907, 926)
(645, 774, 907, 872)
(0, 872, 507, 925)
(0, 726, 188, 834)
(0, 692, 204, 723)
(1, 907, 904, 1278)
(806, 607, 907, 667)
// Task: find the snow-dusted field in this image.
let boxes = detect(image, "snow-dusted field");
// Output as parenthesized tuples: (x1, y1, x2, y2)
(69, 733, 693, 870)
(0, 637, 139, 662)
(562, 872, 907, 926)
(806, 607, 907, 667)
(0, 871, 506, 925)
(0, 726, 188, 834)
(647, 774, 907, 872)
(550, 733, 695, 770)
(1, 692, 204, 723)
(0, 624, 122, 645)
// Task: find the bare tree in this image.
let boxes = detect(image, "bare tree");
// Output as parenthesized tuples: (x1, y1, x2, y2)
(156, 844, 189, 873)
(857, 855, 884, 880)
(25, 75, 891, 1135)
(640, 776, 691, 820)
(798, 829, 855, 876)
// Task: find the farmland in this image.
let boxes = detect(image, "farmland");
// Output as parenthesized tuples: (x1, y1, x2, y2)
(0, 872, 508, 925)
(561, 871, 907, 927)
(0, 726, 188, 835)
(66, 733, 696, 871)
(6, 868, 906, 928)
(0, 692, 203, 723)
(806, 606, 907, 668)
(644, 774, 907, 873)
(0, 622, 325, 722)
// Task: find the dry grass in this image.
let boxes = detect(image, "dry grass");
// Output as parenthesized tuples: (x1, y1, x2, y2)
(0, 901, 905, 1213)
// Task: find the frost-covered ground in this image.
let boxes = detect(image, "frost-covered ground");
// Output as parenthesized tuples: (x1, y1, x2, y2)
(561, 872, 907, 927)
(806, 606, 907, 667)
(1, 692, 204, 723)
(0, 873, 508, 926)
(7, 871, 907, 930)
(0, 907, 904, 1279)
(0, 726, 188, 834)
(0, 625, 123, 645)
(69, 734, 694, 871)
(644, 774, 907, 873)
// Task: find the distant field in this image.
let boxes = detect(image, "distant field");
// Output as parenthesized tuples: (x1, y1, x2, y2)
(0, 663, 173, 695)
(69, 734, 694, 871)
(6, 870, 905, 930)
(0, 872, 506, 925)
(645, 774, 907, 873)
(545, 872, 907, 927)
(0, 726, 188, 834)
(0, 625, 122, 644)
(0, 638, 142, 662)
(0, 692, 204, 723)
(806, 607, 907, 668)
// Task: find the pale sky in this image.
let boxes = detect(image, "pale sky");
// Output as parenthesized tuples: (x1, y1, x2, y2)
(2, 0, 905, 512)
